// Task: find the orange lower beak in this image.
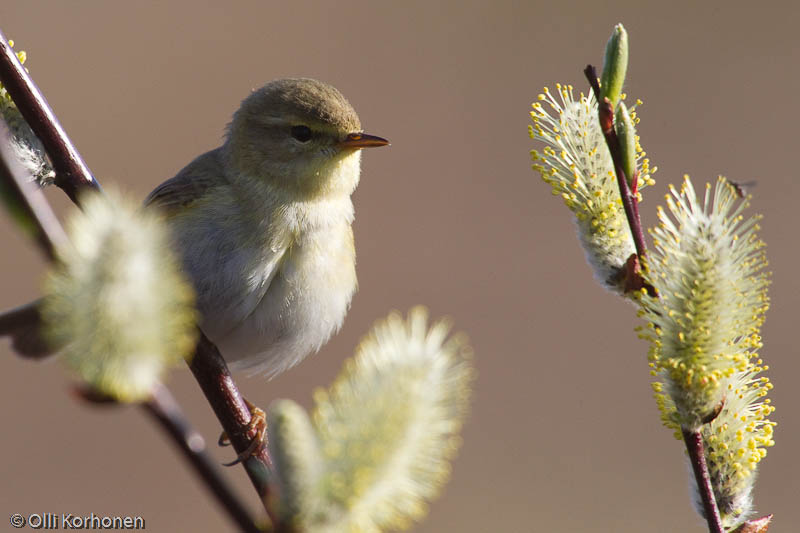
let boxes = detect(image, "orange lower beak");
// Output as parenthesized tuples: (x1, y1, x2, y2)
(339, 132, 390, 149)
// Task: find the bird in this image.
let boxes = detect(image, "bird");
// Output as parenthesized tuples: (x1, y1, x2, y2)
(0, 78, 389, 380)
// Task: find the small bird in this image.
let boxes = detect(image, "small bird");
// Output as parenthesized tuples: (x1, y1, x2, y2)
(1, 78, 388, 379)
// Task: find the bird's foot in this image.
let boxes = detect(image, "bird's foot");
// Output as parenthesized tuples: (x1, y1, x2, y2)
(218, 398, 267, 467)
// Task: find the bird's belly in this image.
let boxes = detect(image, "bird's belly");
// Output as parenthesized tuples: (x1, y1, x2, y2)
(212, 227, 357, 378)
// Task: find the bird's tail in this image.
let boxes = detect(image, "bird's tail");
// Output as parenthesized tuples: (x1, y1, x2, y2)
(0, 299, 54, 358)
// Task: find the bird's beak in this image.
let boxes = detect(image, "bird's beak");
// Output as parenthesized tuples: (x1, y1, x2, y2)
(339, 132, 390, 149)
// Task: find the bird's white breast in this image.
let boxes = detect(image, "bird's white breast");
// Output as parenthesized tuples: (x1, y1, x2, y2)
(169, 153, 362, 378)
(218, 210, 358, 377)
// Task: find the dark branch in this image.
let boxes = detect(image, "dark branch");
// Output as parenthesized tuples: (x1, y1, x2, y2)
(682, 428, 724, 533)
(144, 384, 262, 533)
(190, 333, 273, 497)
(0, 29, 100, 202)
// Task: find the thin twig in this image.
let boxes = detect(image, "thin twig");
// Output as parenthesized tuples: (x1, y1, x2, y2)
(0, 120, 67, 259)
(583, 64, 648, 259)
(0, 29, 100, 202)
(682, 428, 724, 533)
(144, 384, 262, 533)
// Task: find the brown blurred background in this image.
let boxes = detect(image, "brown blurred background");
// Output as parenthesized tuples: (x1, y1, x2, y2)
(1, 2, 798, 532)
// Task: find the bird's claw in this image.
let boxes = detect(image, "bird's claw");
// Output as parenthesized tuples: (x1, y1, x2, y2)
(219, 399, 267, 467)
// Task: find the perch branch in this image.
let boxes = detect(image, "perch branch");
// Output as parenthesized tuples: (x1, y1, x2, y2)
(190, 334, 275, 513)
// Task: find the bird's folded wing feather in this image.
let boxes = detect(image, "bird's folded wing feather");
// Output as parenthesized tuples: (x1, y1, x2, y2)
(143, 147, 292, 342)
(144, 148, 225, 214)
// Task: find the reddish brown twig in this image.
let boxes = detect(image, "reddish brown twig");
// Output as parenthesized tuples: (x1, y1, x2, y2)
(682, 428, 724, 533)
(0, 29, 100, 202)
(190, 333, 276, 522)
(70, 383, 261, 532)
(584, 64, 648, 260)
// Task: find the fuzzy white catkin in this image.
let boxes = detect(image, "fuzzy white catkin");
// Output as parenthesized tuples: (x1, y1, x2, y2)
(529, 85, 655, 293)
(267, 307, 474, 532)
(42, 190, 197, 401)
(638, 177, 773, 528)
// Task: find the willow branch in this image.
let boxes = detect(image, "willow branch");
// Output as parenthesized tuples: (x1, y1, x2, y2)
(144, 384, 261, 533)
(583, 64, 648, 259)
(585, 65, 723, 531)
(190, 334, 274, 509)
(0, 29, 100, 202)
(682, 428, 724, 533)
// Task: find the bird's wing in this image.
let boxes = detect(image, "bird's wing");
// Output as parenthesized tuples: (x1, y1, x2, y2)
(144, 147, 294, 346)
(144, 148, 225, 215)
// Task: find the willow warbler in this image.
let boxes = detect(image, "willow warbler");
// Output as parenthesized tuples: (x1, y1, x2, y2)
(0, 78, 386, 376)
(143, 78, 388, 377)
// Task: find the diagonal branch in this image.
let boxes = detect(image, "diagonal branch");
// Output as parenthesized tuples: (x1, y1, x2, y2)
(583, 64, 648, 260)
(144, 384, 262, 533)
(0, 29, 100, 202)
(683, 428, 724, 533)
(190, 333, 273, 498)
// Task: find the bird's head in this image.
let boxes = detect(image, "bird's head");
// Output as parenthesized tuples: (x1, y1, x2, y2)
(225, 78, 388, 199)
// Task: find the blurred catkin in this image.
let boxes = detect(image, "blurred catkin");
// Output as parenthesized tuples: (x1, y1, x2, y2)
(42, 190, 197, 402)
(268, 307, 474, 532)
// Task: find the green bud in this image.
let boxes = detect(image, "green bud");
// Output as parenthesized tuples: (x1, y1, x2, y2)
(600, 23, 628, 108)
(614, 101, 637, 188)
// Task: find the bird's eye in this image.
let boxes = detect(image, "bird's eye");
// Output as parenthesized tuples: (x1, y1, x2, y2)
(290, 125, 313, 142)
